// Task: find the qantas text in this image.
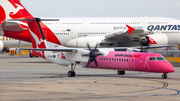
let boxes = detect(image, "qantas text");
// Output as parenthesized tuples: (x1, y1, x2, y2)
(147, 25, 180, 31)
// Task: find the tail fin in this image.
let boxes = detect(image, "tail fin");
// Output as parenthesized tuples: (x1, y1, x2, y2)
(27, 18, 47, 58)
(0, 0, 32, 24)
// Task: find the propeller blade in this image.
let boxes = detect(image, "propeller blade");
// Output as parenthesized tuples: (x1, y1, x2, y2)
(96, 53, 104, 56)
(93, 58, 98, 68)
(85, 58, 91, 68)
(87, 43, 91, 51)
(94, 43, 99, 52)
(82, 54, 90, 56)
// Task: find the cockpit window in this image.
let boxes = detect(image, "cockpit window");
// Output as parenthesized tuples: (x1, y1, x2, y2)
(149, 57, 166, 61)
(149, 57, 156, 60)
(156, 57, 165, 60)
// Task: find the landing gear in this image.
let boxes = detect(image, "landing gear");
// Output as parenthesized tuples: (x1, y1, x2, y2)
(161, 73, 168, 79)
(117, 70, 125, 75)
(67, 63, 76, 77)
(68, 71, 76, 77)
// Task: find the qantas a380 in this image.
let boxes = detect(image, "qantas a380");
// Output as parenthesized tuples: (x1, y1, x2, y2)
(0, 0, 180, 50)
(16, 17, 175, 79)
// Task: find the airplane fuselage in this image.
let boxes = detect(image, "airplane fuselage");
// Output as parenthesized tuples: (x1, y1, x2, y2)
(41, 17, 180, 47)
(44, 51, 174, 74)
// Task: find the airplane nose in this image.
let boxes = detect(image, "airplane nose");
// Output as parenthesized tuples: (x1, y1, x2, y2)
(165, 62, 175, 73)
(168, 66, 175, 73)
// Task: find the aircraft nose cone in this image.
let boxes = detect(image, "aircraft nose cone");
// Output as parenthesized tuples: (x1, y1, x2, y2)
(165, 62, 175, 73)
(168, 66, 175, 73)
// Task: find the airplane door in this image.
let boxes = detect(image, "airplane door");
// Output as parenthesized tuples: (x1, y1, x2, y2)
(83, 20, 88, 28)
(130, 57, 135, 69)
(56, 22, 60, 28)
(71, 31, 76, 38)
(141, 19, 147, 31)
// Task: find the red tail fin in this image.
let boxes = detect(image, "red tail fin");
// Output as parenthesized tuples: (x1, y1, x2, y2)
(27, 18, 47, 58)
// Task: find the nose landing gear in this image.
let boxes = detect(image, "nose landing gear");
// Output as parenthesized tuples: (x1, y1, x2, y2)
(161, 73, 168, 79)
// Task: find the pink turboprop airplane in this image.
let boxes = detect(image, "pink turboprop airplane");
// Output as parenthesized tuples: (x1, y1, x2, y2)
(16, 18, 175, 79)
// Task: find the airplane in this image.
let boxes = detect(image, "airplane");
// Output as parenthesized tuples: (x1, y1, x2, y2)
(1, 0, 180, 48)
(16, 17, 175, 79)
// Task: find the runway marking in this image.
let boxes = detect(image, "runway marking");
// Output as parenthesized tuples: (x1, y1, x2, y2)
(162, 82, 168, 88)
(41, 74, 64, 78)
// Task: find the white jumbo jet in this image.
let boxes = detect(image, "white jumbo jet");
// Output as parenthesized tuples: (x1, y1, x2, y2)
(0, 0, 180, 49)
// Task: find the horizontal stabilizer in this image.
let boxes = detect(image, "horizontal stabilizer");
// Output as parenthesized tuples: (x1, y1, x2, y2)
(8, 18, 60, 22)
(0, 21, 27, 32)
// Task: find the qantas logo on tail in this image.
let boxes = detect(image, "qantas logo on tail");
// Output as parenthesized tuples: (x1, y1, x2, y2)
(9, 3, 24, 18)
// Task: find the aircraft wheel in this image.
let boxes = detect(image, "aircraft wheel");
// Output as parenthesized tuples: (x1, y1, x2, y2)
(29, 53, 33, 58)
(117, 70, 125, 75)
(67, 71, 76, 77)
(161, 74, 167, 79)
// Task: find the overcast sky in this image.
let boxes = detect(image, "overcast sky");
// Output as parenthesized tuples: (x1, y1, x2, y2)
(21, 0, 180, 19)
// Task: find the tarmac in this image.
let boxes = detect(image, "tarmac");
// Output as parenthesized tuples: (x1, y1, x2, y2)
(0, 54, 180, 101)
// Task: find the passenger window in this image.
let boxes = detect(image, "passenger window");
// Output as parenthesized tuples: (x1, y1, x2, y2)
(109, 58, 111, 61)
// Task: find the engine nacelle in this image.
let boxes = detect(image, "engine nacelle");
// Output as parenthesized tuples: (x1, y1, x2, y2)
(65, 37, 104, 48)
(146, 34, 168, 45)
(0, 40, 4, 51)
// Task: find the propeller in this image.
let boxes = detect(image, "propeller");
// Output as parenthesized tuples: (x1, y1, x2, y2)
(82, 43, 103, 68)
(139, 36, 149, 52)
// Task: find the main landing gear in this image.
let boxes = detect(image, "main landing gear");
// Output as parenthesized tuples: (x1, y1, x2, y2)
(161, 73, 168, 79)
(117, 70, 125, 75)
(67, 63, 76, 77)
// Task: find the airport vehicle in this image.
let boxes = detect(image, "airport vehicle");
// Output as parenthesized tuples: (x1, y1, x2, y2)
(17, 17, 175, 79)
(1, 0, 180, 48)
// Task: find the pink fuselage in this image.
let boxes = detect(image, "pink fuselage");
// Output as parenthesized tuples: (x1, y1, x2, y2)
(89, 51, 175, 73)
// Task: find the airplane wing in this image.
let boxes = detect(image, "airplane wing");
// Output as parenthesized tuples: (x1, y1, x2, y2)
(18, 48, 78, 52)
(101, 25, 152, 46)
(105, 26, 144, 39)
(18, 44, 176, 52)
(0, 21, 27, 32)
(114, 45, 176, 51)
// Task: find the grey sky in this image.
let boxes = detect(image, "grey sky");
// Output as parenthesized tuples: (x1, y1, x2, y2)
(21, 0, 180, 19)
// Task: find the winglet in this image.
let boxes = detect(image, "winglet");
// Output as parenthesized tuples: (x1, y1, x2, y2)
(126, 25, 135, 34)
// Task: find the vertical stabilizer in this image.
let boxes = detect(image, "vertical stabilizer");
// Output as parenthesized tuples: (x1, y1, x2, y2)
(27, 18, 47, 58)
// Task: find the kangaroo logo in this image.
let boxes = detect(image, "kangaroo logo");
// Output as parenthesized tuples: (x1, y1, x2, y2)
(9, 3, 23, 18)
(29, 29, 46, 49)
(8, 0, 24, 19)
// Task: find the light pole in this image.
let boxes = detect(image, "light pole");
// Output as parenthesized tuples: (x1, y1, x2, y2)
(18, 0, 21, 55)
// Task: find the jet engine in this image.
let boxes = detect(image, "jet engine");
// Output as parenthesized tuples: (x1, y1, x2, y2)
(0, 40, 4, 51)
(146, 34, 168, 45)
(65, 37, 104, 48)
